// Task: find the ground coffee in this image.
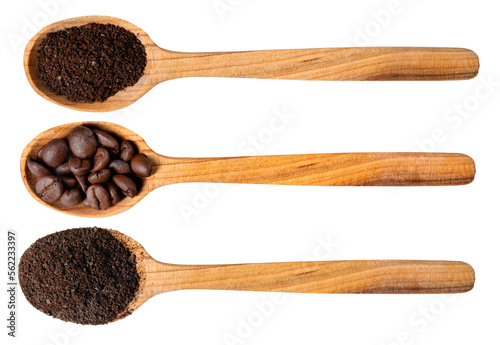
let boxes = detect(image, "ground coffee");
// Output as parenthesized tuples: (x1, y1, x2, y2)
(37, 23, 147, 102)
(19, 227, 139, 325)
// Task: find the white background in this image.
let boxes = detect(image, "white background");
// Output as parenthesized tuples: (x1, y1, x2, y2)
(1, 0, 499, 344)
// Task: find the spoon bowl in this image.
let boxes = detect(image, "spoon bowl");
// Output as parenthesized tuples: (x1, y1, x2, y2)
(24, 16, 158, 112)
(21, 122, 476, 218)
(21, 121, 156, 217)
(25, 16, 480, 112)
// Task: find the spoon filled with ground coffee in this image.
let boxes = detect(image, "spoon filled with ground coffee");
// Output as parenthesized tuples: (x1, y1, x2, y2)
(21, 122, 475, 217)
(24, 16, 480, 112)
(19, 227, 475, 325)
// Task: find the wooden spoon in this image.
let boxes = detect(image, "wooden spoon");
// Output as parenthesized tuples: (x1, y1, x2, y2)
(107, 228, 475, 322)
(24, 16, 480, 112)
(21, 122, 476, 218)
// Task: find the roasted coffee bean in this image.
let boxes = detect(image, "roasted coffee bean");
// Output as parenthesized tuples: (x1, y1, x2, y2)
(29, 124, 153, 211)
(60, 188, 83, 206)
(69, 156, 92, 176)
(60, 176, 78, 189)
(35, 175, 64, 202)
(94, 129, 120, 154)
(54, 162, 72, 176)
(75, 174, 90, 193)
(38, 139, 68, 168)
(27, 158, 50, 177)
(120, 141, 134, 161)
(112, 175, 137, 198)
(104, 181, 122, 205)
(109, 160, 131, 174)
(86, 184, 112, 210)
(68, 126, 97, 159)
(131, 154, 152, 177)
(91, 148, 110, 172)
(88, 169, 111, 184)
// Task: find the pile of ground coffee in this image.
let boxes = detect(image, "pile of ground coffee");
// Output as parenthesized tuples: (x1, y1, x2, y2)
(19, 227, 139, 325)
(37, 23, 147, 102)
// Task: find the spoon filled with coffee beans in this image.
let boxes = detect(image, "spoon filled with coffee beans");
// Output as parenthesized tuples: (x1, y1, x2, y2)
(24, 16, 480, 112)
(19, 227, 475, 325)
(21, 122, 476, 218)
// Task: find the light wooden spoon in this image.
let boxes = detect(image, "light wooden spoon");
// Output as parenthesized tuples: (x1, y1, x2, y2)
(24, 16, 480, 112)
(106, 229, 475, 323)
(21, 122, 476, 218)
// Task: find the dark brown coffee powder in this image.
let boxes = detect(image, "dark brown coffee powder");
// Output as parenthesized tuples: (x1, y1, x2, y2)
(37, 23, 147, 102)
(19, 227, 139, 325)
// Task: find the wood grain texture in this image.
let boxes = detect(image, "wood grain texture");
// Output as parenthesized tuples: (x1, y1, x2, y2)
(143, 260, 474, 294)
(107, 229, 475, 321)
(24, 16, 480, 112)
(154, 152, 475, 187)
(152, 47, 479, 82)
(21, 122, 476, 217)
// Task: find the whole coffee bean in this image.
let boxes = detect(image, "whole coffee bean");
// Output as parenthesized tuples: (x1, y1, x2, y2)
(38, 139, 68, 168)
(91, 148, 110, 172)
(27, 158, 50, 177)
(29, 124, 155, 211)
(93, 129, 119, 154)
(69, 156, 92, 176)
(75, 174, 90, 193)
(60, 176, 78, 188)
(112, 175, 137, 198)
(60, 188, 83, 207)
(88, 169, 111, 184)
(109, 160, 131, 174)
(86, 184, 112, 210)
(54, 162, 72, 176)
(68, 126, 97, 159)
(131, 154, 152, 177)
(104, 181, 122, 205)
(120, 141, 135, 162)
(35, 175, 64, 202)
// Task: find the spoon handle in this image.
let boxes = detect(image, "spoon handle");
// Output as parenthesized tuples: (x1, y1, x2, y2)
(155, 47, 478, 81)
(154, 152, 474, 186)
(155, 260, 474, 294)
